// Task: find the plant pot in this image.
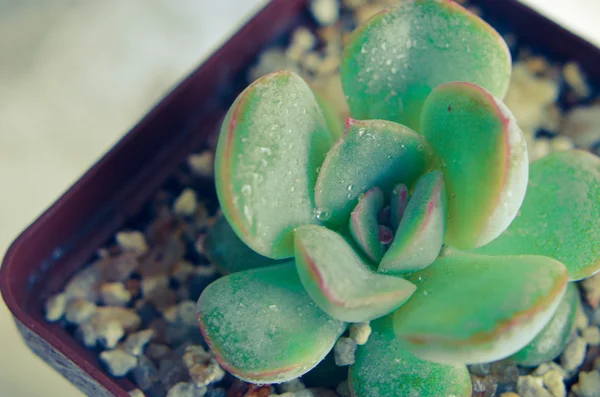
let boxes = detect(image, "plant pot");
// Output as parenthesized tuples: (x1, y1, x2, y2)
(1, 1, 599, 396)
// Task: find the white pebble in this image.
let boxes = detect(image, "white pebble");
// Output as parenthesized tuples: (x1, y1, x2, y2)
(183, 345, 225, 387)
(334, 337, 357, 366)
(141, 274, 170, 299)
(100, 349, 138, 377)
(100, 282, 132, 306)
(561, 105, 600, 149)
(116, 231, 149, 256)
(336, 380, 351, 397)
(278, 379, 306, 393)
(96, 320, 125, 349)
(542, 369, 566, 397)
(550, 136, 574, 152)
(45, 293, 67, 322)
(187, 151, 214, 178)
(349, 322, 371, 345)
(583, 326, 600, 346)
(517, 375, 553, 397)
(123, 329, 155, 356)
(65, 299, 96, 325)
(310, 0, 339, 26)
(166, 382, 207, 397)
(560, 336, 587, 372)
(77, 321, 98, 347)
(128, 389, 146, 397)
(529, 138, 551, 162)
(572, 371, 600, 397)
(174, 188, 198, 216)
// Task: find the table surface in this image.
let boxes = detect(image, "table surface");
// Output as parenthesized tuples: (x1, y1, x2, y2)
(0, 1, 598, 396)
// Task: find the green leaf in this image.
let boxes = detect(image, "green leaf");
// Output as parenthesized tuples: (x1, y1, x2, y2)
(421, 82, 528, 249)
(475, 150, 600, 281)
(379, 171, 446, 274)
(294, 225, 416, 322)
(314, 119, 431, 226)
(341, 0, 511, 130)
(349, 187, 385, 262)
(511, 282, 580, 367)
(204, 216, 281, 274)
(390, 183, 408, 230)
(215, 71, 335, 259)
(393, 252, 568, 364)
(349, 317, 472, 397)
(197, 262, 346, 383)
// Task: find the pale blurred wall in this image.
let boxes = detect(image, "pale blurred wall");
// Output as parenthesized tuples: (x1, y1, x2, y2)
(0, 1, 597, 396)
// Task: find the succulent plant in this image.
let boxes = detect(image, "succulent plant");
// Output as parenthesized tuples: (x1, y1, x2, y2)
(197, 0, 600, 394)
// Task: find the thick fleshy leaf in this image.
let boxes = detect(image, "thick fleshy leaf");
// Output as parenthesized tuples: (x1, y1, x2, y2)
(511, 283, 580, 367)
(379, 171, 446, 274)
(349, 317, 472, 397)
(204, 216, 281, 274)
(315, 91, 344, 139)
(197, 262, 346, 383)
(475, 150, 600, 281)
(421, 82, 528, 249)
(393, 253, 568, 364)
(294, 225, 416, 322)
(215, 71, 335, 259)
(314, 119, 431, 226)
(390, 183, 408, 230)
(349, 187, 385, 262)
(341, 0, 511, 130)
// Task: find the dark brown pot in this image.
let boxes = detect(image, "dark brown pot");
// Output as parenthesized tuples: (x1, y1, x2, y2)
(1, 1, 599, 396)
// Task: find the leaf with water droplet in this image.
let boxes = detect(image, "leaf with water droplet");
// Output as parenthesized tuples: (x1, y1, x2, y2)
(197, 262, 346, 383)
(349, 187, 385, 262)
(475, 150, 600, 281)
(215, 72, 336, 259)
(379, 171, 446, 274)
(203, 216, 282, 274)
(421, 82, 528, 249)
(315, 119, 432, 226)
(341, 0, 511, 130)
(294, 225, 416, 322)
(349, 317, 471, 397)
(393, 252, 568, 364)
(511, 282, 579, 366)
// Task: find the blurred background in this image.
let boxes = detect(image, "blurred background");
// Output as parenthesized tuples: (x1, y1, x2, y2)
(0, 1, 598, 396)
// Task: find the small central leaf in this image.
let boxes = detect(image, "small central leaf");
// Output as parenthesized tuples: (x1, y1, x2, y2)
(295, 225, 416, 322)
(315, 119, 432, 226)
(215, 71, 335, 259)
(349, 187, 385, 262)
(379, 171, 447, 274)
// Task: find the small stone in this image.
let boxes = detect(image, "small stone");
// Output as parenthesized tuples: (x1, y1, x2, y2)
(178, 301, 198, 328)
(310, 0, 339, 26)
(100, 282, 132, 306)
(100, 349, 138, 377)
(560, 336, 587, 372)
(182, 345, 225, 387)
(575, 302, 590, 331)
(142, 275, 170, 299)
(45, 293, 67, 322)
(129, 389, 146, 397)
(286, 28, 316, 61)
(333, 337, 357, 366)
(550, 136, 574, 153)
(336, 380, 351, 397)
(572, 371, 600, 397)
(532, 362, 567, 379)
(132, 356, 159, 390)
(582, 326, 600, 346)
(563, 62, 590, 99)
(93, 306, 141, 332)
(542, 370, 565, 397)
(65, 299, 96, 325)
(167, 382, 207, 397)
(96, 320, 125, 349)
(187, 151, 214, 178)
(517, 376, 553, 397)
(174, 189, 198, 216)
(64, 260, 105, 301)
(277, 379, 306, 394)
(172, 261, 195, 284)
(146, 344, 172, 362)
(159, 357, 190, 389)
(471, 374, 498, 397)
(529, 138, 551, 162)
(163, 305, 180, 323)
(561, 105, 600, 149)
(123, 329, 155, 356)
(349, 322, 371, 345)
(76, 320, 98, 347)
(526, 56, 551, 74)
(582, 272, 600, 309)
(116, 231, 149, 256)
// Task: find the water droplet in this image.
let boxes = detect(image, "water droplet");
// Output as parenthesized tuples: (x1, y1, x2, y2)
(291, 186, 296, 192)
(316, 167, 321, 173)
(385, 59, 392, 66)
(347, 185, 354, 191)
(260, 147, 272, 155)
(381, 42, 388, 50)
(358, 128, 366, 136)
(391, 67, 397, 74)
(241, 185, 252, 196)
(315, 208, 331, 221)
(269, 304, 279, 312)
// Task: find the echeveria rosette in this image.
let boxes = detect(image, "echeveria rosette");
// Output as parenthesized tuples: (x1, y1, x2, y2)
(197, 0, 600, 393)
